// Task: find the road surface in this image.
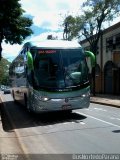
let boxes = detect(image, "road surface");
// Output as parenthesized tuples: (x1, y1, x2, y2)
(0, 92, 120, 159)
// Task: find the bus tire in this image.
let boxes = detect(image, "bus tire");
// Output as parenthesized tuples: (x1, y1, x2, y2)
(24, 94, 31, 112)
(63, 110, 72, 114)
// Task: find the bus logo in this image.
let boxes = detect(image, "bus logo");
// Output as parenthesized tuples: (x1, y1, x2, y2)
(65, 98, 69, 103)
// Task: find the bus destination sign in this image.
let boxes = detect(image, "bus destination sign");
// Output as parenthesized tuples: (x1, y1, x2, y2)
(38, 50, 56, 54)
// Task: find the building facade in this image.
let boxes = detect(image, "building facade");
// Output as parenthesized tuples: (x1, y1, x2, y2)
(81, 22, 120, 95)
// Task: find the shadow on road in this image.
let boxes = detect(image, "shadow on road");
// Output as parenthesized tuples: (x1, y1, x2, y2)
(0, 100, 14, 132)
(1, 100, 87, 132)
(112, 130, 120, 133)
(33, 111, 86, 126)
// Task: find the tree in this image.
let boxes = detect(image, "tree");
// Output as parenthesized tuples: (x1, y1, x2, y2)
(63, 0, 120, 95)
(80, 0, 120, 53)
(63, 0, 120, 51)
(0, 58, 11, 85)
(0, 0, 33, 60)
(82, 0, 120, 95)
(63, 15, 76, 40)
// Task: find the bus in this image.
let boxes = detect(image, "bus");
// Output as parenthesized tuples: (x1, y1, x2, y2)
(9, 40, 95, 113)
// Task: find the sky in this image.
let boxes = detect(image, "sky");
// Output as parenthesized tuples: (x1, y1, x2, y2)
(2, 0, 85, 61)
(2, 0, 120, 62)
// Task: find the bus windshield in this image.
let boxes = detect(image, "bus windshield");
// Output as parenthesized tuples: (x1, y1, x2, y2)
(32, 48, 88, 89)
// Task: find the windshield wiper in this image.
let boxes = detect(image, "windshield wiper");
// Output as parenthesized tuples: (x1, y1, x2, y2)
(65, 71, 81, 85)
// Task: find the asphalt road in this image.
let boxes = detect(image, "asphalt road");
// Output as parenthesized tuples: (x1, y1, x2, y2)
(0, 93, 120, 160)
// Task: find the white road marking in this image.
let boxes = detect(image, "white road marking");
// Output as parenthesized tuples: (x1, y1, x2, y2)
(94, 108, 107, 112)
(80, 122, 85, 125)
(76, 112, 120, 128)
(110, 117, 120, 121)
(63, 122, 69, 125)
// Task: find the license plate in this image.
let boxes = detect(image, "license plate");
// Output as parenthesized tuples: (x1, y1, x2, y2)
(52, 99, 62, 101)
(62, 104, 71, 110)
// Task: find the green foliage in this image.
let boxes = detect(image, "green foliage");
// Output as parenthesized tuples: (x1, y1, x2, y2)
(62, 0, 120, 96)
(63, 0, 120, 53)
(62, 15, 84, 40)
(0, 0, 33, 60)
(63, 15, 76, 40)
(0, 58, 11, 85)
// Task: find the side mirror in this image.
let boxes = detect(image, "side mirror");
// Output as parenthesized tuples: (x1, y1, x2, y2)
(85, 51, 95, 67)
(27, 51, 34, 70)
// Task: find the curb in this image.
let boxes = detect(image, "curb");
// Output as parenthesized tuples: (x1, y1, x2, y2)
(90, 100, 120, 108)
(0, 94, 30, 160)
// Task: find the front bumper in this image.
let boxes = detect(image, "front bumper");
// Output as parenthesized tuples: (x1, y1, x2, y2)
(29, 89, 90, 113)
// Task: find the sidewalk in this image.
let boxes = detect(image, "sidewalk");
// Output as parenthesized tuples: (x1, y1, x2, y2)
(90, 94, 120, 108)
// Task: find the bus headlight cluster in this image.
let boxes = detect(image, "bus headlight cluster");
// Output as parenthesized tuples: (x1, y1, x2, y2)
(81, 91, 90, 98)
(40, 97, 50, 101)
(34, 94, 50, 102)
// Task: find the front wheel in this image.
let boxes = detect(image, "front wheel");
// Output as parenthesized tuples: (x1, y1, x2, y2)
(24, 94, 31, 112)
(65, 110, 72, 114)
(62, 110, 72, 115)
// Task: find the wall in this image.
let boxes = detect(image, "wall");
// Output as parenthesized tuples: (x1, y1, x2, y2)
(81, 22, 120, 94)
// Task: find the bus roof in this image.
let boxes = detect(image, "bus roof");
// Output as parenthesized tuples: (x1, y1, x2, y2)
(23, 40, 82, 49)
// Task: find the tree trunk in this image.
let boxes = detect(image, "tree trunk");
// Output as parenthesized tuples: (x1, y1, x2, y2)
(0, 30, 4, 61)
(91, 45, 97, 96)
(92, 66, 96, 96)
(0, 42, 2, 61)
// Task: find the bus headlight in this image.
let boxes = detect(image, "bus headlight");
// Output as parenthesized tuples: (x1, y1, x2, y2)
(41, 97, 50, 101)
(39, 96, 50, 102)
(34, 95, 50, 102)
(81, 92, 90, 98)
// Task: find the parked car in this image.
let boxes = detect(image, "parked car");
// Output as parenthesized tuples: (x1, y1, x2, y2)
(0, 85, 5, 91)
(0, 85, 11, 94)
(4, 88, 11, 94)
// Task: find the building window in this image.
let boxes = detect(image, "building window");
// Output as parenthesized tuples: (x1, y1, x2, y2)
(106, 36, 114, 52)
(116, 33, 120, 45)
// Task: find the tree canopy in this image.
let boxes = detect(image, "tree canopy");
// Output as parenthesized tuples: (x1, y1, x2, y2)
(63, 15, 76, 41)
(63, 0, 120, 54)
(0, 58, 11, 85)
(62, 0, 120, 96)
(0, 0, 33, 60)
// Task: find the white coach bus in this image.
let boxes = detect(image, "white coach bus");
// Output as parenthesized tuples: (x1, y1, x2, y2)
(9, 40, 95, 113)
